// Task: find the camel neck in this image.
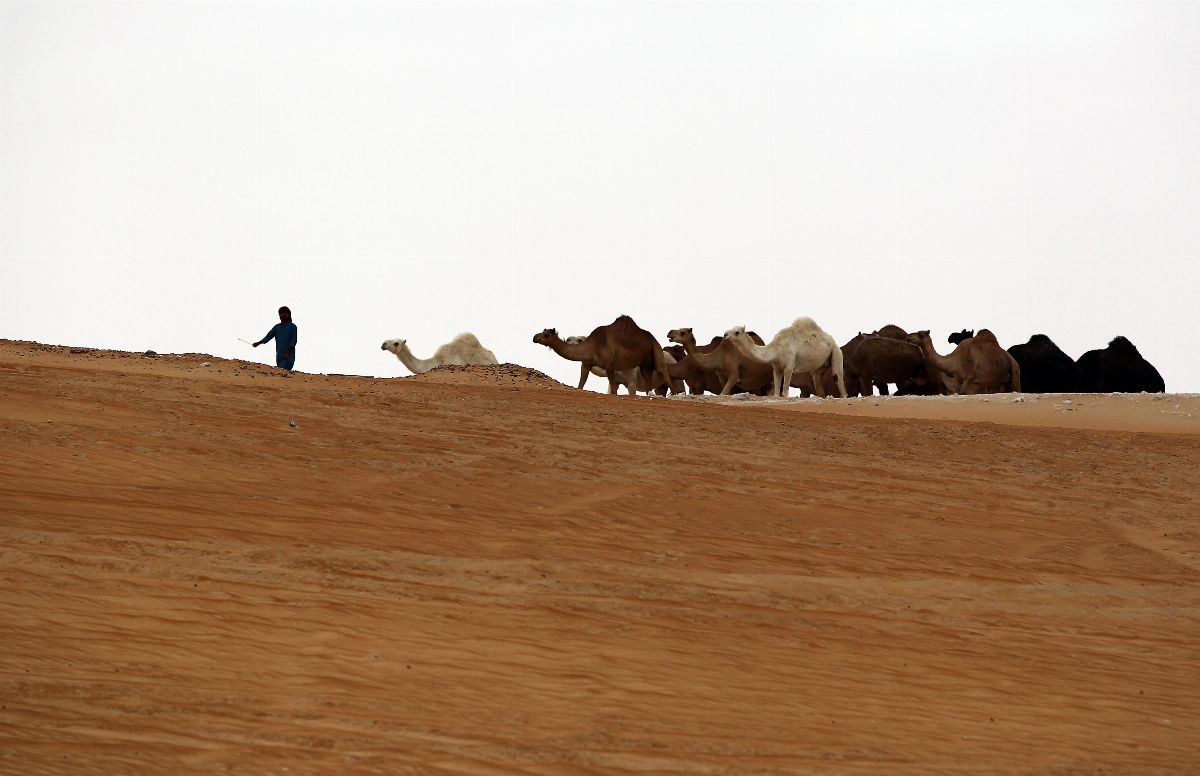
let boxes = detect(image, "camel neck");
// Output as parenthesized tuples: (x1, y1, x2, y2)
(917, 338, 946, 364)
(548, 338, 588, 361)
(397, 345, 437, 374)
(684, 340, 720, 367)
(732, 337, 771, 364)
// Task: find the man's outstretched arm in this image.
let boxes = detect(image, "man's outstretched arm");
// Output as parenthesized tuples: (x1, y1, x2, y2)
(253, 325, 279, 347)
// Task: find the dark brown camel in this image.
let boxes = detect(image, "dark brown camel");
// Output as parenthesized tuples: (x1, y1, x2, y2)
(534, 315, 674, 395)
(1008, 334, 1082, 393)
(948, 329, 974, 346)
(1077, 336, 1165, 393)
(845, 334, 929, 396)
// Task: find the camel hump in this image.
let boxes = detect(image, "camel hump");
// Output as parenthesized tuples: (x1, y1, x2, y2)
(790, 316, 819, 330)
(1029, 333, 1053, 344)
(602, 315, 647, 339)
(875, 324, 908, 338)
(973, 329, 999, 344)
(1108, 335, 1138, 352)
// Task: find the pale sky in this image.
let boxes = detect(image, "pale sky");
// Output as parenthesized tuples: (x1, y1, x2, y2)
(2, 1, 1198, 390)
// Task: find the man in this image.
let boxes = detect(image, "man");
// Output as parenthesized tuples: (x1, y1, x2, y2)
(253, 306, 298, 370)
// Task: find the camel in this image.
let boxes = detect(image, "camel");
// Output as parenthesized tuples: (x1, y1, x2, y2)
(1008, 334, 1082, 393)
(948, 329, 975, 346)
(662, 335, 725, 395)
(792, 335, 860, 397)
(1077, 336, 1165, 393)
(724, 317, 847, 398)
(381, 333, 498, 374)
(791, 330, 922, 397)
(667, 328, 773, 395)
(565, 335, 684, 395)
(907, 329, 1020, 394)
(796, 326, 907, 398)
(845, 334, 928, 397)
(534, 315, 675, 396)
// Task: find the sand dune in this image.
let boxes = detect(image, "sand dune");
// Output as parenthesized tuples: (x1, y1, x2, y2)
(1, 339, 1198, 774)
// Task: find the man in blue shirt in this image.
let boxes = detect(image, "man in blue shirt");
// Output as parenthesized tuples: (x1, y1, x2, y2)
(253, 306, 298, 370)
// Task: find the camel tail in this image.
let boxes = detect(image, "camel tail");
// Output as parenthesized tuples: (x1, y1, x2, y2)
(831, 341, 847, 398)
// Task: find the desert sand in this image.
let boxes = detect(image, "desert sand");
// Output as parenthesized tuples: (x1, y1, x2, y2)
(2, 338, 1198, 775)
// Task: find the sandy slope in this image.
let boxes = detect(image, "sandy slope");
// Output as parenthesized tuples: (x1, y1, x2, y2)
(683, 392, 1200, 436)
(1, 339, 1198, 775)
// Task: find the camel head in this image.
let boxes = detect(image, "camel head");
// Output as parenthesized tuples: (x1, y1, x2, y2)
(1108, 336, 1138, 353)
(381, 338, 406, 354)
(532, 328, 559, 347)
(948, 329, 974, 345)
(906, 330, 932, 347)
(667, 327, 695, 346)
(723, 325, 750, 343)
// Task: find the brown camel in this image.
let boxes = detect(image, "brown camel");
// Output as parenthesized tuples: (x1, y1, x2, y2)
(566, 335, 685, 395)
(659, 344, 712, 395)
(663, 335, 725, 394)
(906, 329, 1021, 395)
(667, 328, 772, 395)
(845, 334, 928, 396)
(866, 325, 936, 394)
(534, 315, 674, 395)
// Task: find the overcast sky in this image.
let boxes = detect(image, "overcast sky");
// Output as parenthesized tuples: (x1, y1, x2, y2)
(3, 0, 1198, 391)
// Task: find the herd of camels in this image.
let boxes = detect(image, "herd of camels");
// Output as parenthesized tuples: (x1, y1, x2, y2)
(381, 314, 1166, 398)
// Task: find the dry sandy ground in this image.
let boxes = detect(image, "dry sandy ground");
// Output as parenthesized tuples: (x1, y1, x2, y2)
(1, 339, 1198, 775)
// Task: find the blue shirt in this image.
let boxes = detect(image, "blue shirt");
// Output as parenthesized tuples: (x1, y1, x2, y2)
(259, 322, 298, 356)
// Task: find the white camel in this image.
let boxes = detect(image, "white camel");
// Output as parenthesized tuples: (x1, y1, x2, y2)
(565, 336, 682, 395)
(724, 317, 847, 398)
(380, 333, 499, 374)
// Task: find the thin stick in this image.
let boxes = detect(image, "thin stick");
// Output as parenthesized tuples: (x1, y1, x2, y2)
(238, 338, 253, 345)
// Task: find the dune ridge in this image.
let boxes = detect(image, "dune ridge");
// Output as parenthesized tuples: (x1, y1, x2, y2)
(1, 338, 1198, 774)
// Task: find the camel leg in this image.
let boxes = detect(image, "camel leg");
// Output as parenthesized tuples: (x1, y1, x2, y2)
(622, 369, 640, 395)
(720, 369, 739, 396)
(577, 362, 592, 390)
(858, 374, 873, 397)
(809, 371, 827, 398)
(780, 366, 794, 398)
(606, 370, 621, 394)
